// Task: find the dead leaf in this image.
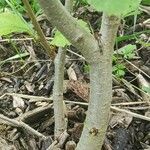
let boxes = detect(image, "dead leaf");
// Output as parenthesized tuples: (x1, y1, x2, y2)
(109, 112, 133, 128)
(13, 96, 25, 108)
(67, 80, 89, 101)
(67, 66, 77, 81)
(24, 81, 35, 93)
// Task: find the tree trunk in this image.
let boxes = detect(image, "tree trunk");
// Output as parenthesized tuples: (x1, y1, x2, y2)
(38, 0, 120, 149)
(76, 14, 120, 150)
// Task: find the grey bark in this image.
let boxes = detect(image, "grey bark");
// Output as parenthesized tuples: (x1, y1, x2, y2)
(76, 14, 120, 150)
(38, 0, 100, 64)
(53, 0, 74, 138)
(38, 0, 120, 149)
(53, 47, 67, 138)
(65, 0, 74, 13)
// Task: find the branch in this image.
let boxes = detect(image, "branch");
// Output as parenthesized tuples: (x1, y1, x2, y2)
(53, 47, 67, 138)
(52, 0, 74, 138)
(38, 0, 100, 63)
(65, 0, 74, 13)
(0, 114, 46, 139)
(22, 0, 56, 60)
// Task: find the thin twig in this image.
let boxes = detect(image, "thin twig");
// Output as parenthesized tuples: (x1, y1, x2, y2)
(2, 92, 149, 105)
(0, 60, 52, 63)
(136, 73, 150, 102)
(123, 106, 150, 110)
(22, 0, 56, 59)
(125, 59, 150, 79)
(0, 37, 53, 43)
(67, 49, 85, 60)
(1, 93, 150, 122)
(122, 78, 150, 98)
(17, 104, 53, 121)
(111, 106, 150, 122)
(112, 101, 150, 106)
(0, 92, 53, 101)
(0, 114, 46, 139)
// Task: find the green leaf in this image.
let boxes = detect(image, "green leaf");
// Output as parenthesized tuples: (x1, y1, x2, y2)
(117, 69, 125, 77)
(116, 30, 150, 42)
(113, 64, 126, 78)
(50, 30, 71, 47)
(142, 0, 150, 6)
(113, 64, 125, 72)
(0, 52, 29, 65)
(87, 0, 142, 17)
(83, 64, 90, 73)
(116, 44, 136, 59)
(77, 19, 91, 33)
(51, 19, 90, 47)
(0, 0, 7, 9)
(112, 55, 117, 63)
(0, 12, 33, 36)
(75, 0, 88, 6)
(142, 86, 150, 93)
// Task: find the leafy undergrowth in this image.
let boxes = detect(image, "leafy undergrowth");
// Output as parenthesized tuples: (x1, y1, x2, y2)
(0, 2, 150, 150)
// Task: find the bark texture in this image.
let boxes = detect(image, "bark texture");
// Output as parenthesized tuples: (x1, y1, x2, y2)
(38, 0, 100, 64)
(53, 47, 66, 138)
(38, 0, 120, 149)
(65, 0, 74, 13)
(76, 14, 120, 150)
(52, 0, 74, 138)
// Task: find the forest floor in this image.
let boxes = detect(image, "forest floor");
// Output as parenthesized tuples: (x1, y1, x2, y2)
(0, 4, 150, 150)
